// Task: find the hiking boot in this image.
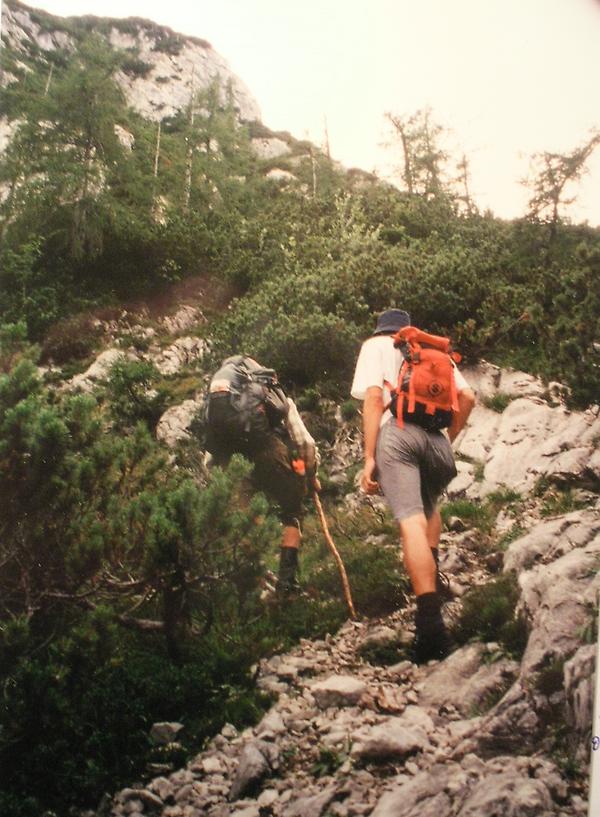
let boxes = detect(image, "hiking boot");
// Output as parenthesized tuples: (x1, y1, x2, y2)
(277, 547, 301, 595)
(413, 591, 453, 664)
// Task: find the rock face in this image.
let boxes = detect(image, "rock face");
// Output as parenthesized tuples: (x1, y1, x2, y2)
(450, 361, 600, 497)
(2, 1, 261, 123)
(511, 510, 600, 675)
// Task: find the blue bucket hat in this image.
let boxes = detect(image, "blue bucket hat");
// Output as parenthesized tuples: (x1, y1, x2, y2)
(372, 309, 411, 336)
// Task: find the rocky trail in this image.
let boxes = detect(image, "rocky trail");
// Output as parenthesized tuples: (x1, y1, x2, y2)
(103, 506, 597, 817)
(56, 307, 599, 817)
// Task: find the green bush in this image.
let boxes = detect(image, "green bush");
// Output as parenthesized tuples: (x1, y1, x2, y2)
(104, 358, 168, 430)
(301, 505, 409, 618)
(340, 399, 359, 421)
(39, 312, 103, 364)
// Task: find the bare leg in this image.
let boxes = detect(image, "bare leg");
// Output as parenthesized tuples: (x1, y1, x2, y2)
(398, 513, 436, 596)
(426, 508, 441, 550)
(278, 523, 302, 592)
(399, 512, 451, 663)
(282, 524, 301, 550)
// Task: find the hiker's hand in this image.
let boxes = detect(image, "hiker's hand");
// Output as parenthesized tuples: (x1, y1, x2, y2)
(312, 475, 322, 492)
(361, 457, 379, 495)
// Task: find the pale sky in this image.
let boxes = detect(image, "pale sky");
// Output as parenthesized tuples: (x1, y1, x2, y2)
(4, 0, 600, 223)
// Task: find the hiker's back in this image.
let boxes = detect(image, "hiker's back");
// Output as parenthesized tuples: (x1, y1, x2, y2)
(204, 355, 288, 456)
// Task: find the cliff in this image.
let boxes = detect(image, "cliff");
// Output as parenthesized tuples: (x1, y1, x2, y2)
(1, 0, 261, 122)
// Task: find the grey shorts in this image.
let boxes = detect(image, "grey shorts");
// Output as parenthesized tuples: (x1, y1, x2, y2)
(376, 419, 457, 521)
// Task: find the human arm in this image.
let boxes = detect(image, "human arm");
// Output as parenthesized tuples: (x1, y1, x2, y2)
(286, 398, 320, 480)
(447, 387, 475, 443)
(360, 386, 384, 494)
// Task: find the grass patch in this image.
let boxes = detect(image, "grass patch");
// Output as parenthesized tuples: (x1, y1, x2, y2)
(356, 639, 403, 667)
(310, 744, 350, 778)
(534, 658, 565, 697)
(452, 572, 528, 659)
(442, 489, 524, 542)
(482, 392, 513, 413)
(496, 523, 528, 550)
(441, 499, 494, 533)
(540, 487, 587, 518)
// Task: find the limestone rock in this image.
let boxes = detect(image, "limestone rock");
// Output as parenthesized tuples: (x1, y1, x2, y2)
(516, 521, 600, 674)
(282, 785, 337, 817)
(65, 348, 126, 392)
(498, 369, 547, 399)
(462, 681, 542, 757)
(564, 644, 596, 736)
(156, 399, 204, 447)
(255, 710, 286, 739)
(228, 741, 279, 801)
(150, 722, 184, 745)
(503, 511, 599, 573)
(416, 644, 519, 717)
(453, 404, 502, 464)
(351, 713, 432, 761)
(154, 336, 207, 375)
(266, 168, 298, 183)
(370, 763, 458, 817)
(160, 305, 204, 335)
(359, 625, 398, 649)
(311, 675, 367, 709)
(251, 137, 291, 160)
(457, 769, 554, 815)
(459, 360, 501, 400)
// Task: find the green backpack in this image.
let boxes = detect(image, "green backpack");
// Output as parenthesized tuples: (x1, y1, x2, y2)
(204, 356, 289, 453)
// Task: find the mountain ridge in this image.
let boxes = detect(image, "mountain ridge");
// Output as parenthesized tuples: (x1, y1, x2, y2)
(2, 0, 262, 123)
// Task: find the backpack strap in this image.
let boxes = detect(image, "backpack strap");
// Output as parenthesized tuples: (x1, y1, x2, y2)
(449, 362, 460, 413)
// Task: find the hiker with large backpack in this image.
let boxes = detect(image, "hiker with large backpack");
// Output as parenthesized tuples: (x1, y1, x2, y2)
(204, 355, 319, 593)
(351, 309, 475, 663)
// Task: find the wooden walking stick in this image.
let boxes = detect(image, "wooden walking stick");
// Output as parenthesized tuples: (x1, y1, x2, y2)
(313, 491, 357, 620)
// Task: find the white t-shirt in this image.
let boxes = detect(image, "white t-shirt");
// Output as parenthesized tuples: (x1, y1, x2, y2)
(351, 335, 470, 424)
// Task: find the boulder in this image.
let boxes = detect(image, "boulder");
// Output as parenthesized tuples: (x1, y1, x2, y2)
(251, 137, 291, 160)
(65, 348, 127, 392)
(457, 769, 554, 816)
(150, 722, 184, 745)
(351, 711, 432, 761)
(229, 741, 279, 801)
(416, 644, 519, 717)
(156, 398, 204, 447)
(160, 305, 204, 335)
(311, 675, 367, 709)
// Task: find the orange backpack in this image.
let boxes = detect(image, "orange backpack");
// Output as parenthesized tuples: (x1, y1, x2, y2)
(386, 326, 461, 431)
